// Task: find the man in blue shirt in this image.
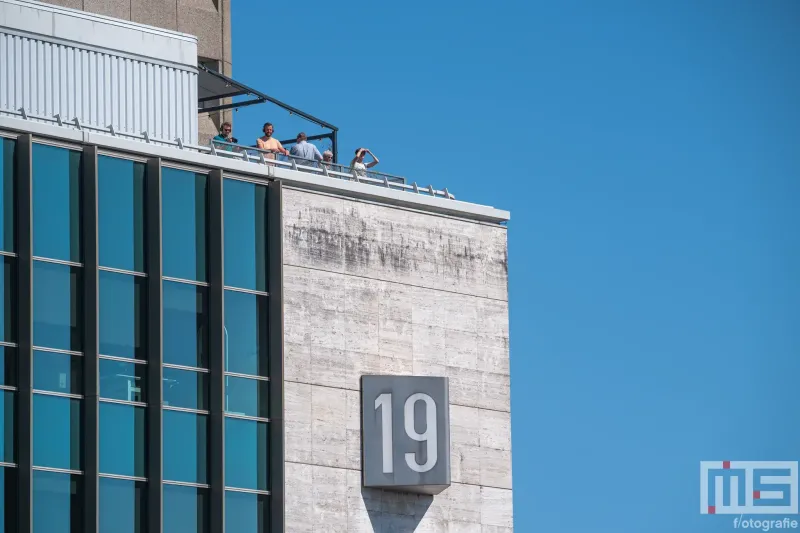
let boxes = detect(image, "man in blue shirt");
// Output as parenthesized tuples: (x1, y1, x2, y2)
(289, 132, 323, 168)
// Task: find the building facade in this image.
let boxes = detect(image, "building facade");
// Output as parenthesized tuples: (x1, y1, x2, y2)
(0, 1, 512, 531)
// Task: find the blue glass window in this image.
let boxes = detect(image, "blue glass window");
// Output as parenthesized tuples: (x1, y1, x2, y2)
(0, 346, 14, 387)
(223, 180, 267, 292)
(98, 156, 146, 272)
(225, 376, 269, 419)
(0, 139, 15, 252)
(99, 359, 146, 403)
(33, 394, 82, 470)
(225, 417, 268, 491)
(163, 368, 208, 411)
(32, 144, 82, 262)
(0, 467, 18, 532)
(100, 403, 146, 477)
(163, 282, 208, 368)
(0, 257, 14, 344)
(33, 261, 82, 351)
(163, 410, 207, 484)
(99, 477, 146, 533)
(162, 167, 207, 282)
(33, 350, 82, 394)
(225, 491, 269, 533)
(224, 291, 268, 377)
(99, 271, 146, 359)
(163, 484, 208, 533)
(32, 470, 82, 533)
(0, 391, 14, 463)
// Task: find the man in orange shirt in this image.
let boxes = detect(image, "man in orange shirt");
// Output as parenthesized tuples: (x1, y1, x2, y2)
(256, 122, 290, 159)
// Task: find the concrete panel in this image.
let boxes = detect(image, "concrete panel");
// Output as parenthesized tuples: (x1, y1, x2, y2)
(284, 381, 312, 465)
(37, 0, 82, 9)
(83, 0, 131, 20)
(130, 0, 177, 30)
(282, 188, 509, 300)
(287, 465, 511, 531)
(177, 4, 221, 60)
(311, 385, 348, 469)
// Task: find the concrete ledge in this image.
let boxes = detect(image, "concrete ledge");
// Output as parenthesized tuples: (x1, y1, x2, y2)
(0, 115, 511, 225)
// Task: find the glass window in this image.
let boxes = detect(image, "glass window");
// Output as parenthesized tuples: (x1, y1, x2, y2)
(225, 491, 269, 533)
(0, 391, 14, 463)
(223, 180, 267, 292)
(161, 168, 207, 282)
(163, 282, 208, 368)
(33, 261, 82, 352)
(163, 410, 207, 484)
(33, 394, 82, 470)
(163, 484, 208, 533)
(32, 470, 83, 533)
(224, 291, 268, 377)
(225, 417, 268, 491)
(99, 271, 146, 359)
(163, 368, 208, 411)
(99, 359, 146, 403)
(98, 156, 146, 272)
(0, 467, 19, 532)
(0, 346, 14, 387)
(100, 403, 146, 477)
(33, 350, 82, 394)
(225, 376, 269, 419)
(0, 138, 15, 253)
(99, 477, 146, 533)
(32, 144, 82, 262)
(0, 257, 15, 343)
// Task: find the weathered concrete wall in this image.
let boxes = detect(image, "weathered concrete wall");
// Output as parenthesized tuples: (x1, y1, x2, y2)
(282, 188, 512, 532)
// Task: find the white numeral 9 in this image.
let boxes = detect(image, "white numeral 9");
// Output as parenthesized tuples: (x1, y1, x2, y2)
(374, 392, 438, 474)
(404, 393, 438, 473)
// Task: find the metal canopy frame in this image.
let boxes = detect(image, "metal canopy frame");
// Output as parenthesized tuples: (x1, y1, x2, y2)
(197, 64, 340, 162)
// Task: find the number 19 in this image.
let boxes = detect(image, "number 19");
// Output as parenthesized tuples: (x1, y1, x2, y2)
(375, 393, 438, 474)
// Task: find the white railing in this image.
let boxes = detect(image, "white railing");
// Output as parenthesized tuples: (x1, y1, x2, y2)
(0, 107, 456, 200)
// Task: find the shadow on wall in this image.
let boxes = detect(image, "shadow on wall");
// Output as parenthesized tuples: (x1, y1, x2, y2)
(362, 486, 434, 532)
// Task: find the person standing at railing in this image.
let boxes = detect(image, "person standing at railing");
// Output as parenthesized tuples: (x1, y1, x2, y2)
(212, 122, 239, 152)
(321, 150, 335, 170)
(289, 132, 323, 168)
(256, 122, 290, 160)
(350, 147, 379, 179)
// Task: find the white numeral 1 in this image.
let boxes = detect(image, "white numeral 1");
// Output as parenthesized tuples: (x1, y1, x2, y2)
(375, 393, 393, 473)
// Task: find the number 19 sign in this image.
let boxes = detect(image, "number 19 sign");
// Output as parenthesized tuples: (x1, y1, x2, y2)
(361, 375, 451, 495)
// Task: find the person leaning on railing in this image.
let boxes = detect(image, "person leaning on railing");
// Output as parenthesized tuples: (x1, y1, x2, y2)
(321, 150, 334, 169)
(289, 132, 323, 168)
(350, 147, 379, 179)
(256, 122, 290, 160)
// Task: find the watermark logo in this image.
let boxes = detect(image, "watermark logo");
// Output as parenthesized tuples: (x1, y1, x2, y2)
(700, 461, 798, 515)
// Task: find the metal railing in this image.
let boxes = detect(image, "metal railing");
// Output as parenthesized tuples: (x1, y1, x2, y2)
(0, 107, 456, 200)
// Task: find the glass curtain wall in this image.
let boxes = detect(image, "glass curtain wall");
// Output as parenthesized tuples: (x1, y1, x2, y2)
(1, 136, 275, 533)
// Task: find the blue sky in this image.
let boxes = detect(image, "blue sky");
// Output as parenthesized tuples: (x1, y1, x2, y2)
(230, 1, 800, 531)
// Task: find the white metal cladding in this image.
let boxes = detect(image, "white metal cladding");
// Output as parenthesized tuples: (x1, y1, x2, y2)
(0, 31, 199, 145)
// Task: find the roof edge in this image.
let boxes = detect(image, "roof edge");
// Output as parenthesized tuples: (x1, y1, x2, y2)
(0, 115, 511, 225)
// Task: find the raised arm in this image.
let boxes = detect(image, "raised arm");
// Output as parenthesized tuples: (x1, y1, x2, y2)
(365, 149, 380, 169)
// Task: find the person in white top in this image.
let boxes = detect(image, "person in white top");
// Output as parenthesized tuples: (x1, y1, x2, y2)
(350, 147, 379, 178)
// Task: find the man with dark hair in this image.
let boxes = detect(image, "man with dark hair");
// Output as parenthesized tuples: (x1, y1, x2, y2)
(256, 122, 289, 160)
(289, 132, 323, 168)
(212, 121, 238, 151)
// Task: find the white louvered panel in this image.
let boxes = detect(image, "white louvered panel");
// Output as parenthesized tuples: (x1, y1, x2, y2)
(0, 30, 199, 144)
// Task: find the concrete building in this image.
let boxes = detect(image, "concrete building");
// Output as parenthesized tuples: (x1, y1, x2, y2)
(0, 1, 512, 531)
